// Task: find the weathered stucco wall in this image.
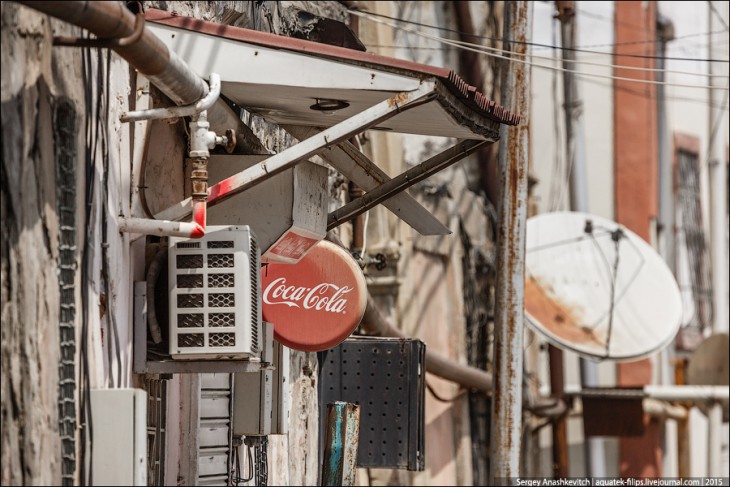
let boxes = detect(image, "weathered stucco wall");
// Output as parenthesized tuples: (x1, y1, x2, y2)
(1, 2, 87, 484)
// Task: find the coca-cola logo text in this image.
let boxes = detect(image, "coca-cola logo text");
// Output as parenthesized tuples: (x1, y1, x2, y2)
(263, 277, 352, 314)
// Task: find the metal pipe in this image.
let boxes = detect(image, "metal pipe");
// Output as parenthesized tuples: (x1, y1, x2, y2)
(708, 402, 723, 476)
(155, 82, 438, 222)
(118, 217, 204, 238)
(563, 385, 729, 402)
(642, 398, 687, 421)
(644, 385, 729, 402)
(361, 294, 494, 392)
(548, 345, 569, 477)
(121, 73, 221, 122)
(18, 1, 207, 104)
(490, 1, 532, 481)
(17, 1, 267, 154)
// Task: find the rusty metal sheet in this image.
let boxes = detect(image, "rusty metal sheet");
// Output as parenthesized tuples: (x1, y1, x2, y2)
(319, 337, 425, 471)
(320, 402, 361, 486)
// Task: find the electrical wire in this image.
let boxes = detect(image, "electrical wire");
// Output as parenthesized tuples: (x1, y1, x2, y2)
(549, 18, 567, 212)
(351, 8, 730, 63)
(80, 40, 96, 487)
(351, 10, 730, 90)
(99, 48, 123, 389)
(707, 0, 730, 31)
(364, 28, 730, 53)
(426, 380, 468, 403)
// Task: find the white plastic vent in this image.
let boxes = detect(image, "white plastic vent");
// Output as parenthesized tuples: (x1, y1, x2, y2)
(169, 225, 261, 360)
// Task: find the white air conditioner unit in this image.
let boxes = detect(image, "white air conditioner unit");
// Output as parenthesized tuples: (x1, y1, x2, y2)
(168, 225, 262, 359)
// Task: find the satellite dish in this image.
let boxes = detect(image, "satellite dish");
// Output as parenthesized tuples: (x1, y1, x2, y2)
(524, 211, 682, 361)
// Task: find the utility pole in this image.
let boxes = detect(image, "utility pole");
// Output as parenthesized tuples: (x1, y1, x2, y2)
(555, 1, 607, 477)
(707, 4, 728, 477)
(490, 1, 532, 482)
(708, 2, 728, 338)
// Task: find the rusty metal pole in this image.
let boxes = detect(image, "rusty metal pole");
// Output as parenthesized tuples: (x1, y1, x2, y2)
(548, 345, 569, 477)
(489, 1, 532, 483)
(320, 402, 361, 486)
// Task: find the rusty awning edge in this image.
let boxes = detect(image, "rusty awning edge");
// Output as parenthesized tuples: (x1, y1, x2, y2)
(144, 8, 520, 127)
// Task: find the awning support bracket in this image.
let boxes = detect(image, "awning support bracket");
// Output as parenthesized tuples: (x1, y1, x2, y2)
(155, 80, 438, 222)
(326, 139, 487, 231)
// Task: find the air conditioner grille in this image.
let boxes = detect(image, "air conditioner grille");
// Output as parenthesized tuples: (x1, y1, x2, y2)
(178, 313, 204, 328)
(209, 313, 235, 327)
(208, 254, 234, 268)
(178, 333, 204, 348)
(177, 254, 203, 268)
(177, 274, 204, 288)
(177, 294, 204, 308)
(209, 293, 235, 308)
(208, 273, 235, 288)
(209, 333, 236, 347)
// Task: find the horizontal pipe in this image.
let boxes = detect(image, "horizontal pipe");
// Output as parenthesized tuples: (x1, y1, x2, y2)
(18, 1, 267, 154)
(361, 294, 494, 392)
(642, 398, 688, 421)
(121, 73, 221, 122)
(644, 385, 729, 402)
(119, 217, 204, 238)
(19, 1, 208, 104)
(564, 385, 729, 403)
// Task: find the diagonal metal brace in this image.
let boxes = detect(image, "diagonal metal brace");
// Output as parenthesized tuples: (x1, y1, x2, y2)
(327, 139, 487, 231)
(283, 125, 451, 236)
(155, 80, 438, 222)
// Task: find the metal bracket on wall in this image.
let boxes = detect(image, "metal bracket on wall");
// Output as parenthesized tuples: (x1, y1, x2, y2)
(154, 81, 439, 224)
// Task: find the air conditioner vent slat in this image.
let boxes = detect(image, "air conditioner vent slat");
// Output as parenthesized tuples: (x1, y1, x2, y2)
(178, 274, 204, 288)
(177, 294, 204, 308)
(208, 274, 235, 288)
(178, 313, 204, 328)
(207, 241, 234, 249)
(177, 254, 204, 269)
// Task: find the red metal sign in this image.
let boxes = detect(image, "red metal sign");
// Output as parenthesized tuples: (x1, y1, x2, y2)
(261, 240, 367, 351)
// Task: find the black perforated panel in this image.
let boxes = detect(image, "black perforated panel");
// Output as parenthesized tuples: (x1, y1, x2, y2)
(319, 337, 425, 470)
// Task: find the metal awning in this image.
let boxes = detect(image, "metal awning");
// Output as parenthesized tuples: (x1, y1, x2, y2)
(146, 9, 519, 239)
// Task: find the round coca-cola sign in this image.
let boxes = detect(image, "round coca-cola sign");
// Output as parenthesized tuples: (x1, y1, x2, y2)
(261, 240, 367, 351)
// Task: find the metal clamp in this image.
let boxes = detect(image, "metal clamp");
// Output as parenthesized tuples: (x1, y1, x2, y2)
(53, 12, 145, 48)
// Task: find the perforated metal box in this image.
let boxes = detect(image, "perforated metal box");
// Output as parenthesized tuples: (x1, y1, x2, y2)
(168, 225, 261, 359)
(319, 337, 425, 470)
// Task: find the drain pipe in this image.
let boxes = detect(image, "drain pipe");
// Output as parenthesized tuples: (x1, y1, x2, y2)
(118, 75, 225, 238)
